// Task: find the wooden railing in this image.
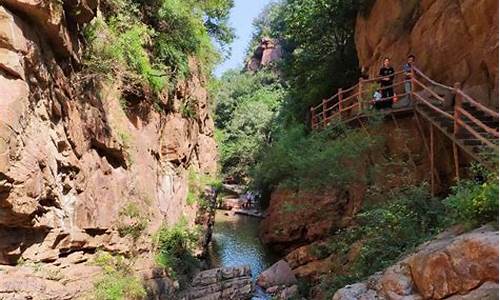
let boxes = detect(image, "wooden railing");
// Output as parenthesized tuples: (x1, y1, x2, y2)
(310, 66, 499, 152)
(411, 66, 499, 150)
(310, 70, 409, 129)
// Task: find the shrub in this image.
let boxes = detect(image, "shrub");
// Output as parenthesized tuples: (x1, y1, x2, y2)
(84, 0, 234, 93)
(186, 168, 222, 208)
(252, 123, 382, 191)
(84, 12, 165, 92)
(154, 219, 199, 282)
(117, 202, 148, 240)
(92, 251, 146, 300)
(318, 185, 447, 298)
(444, 166, 498, 228)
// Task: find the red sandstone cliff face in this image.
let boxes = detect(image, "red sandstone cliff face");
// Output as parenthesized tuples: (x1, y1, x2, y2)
(333, 226, 499, 300)
(355, 0, 499, 108)
(245, 37, 283, 72)
(0, 1, 217, 298)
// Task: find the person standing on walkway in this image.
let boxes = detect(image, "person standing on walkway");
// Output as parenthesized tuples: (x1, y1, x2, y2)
(379, 57, 395, 109)
(399, 54, 416, 107)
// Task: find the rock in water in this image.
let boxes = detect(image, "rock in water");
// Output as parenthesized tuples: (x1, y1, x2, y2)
(256, 260, 297, 289)
(185, 265, 254, 300)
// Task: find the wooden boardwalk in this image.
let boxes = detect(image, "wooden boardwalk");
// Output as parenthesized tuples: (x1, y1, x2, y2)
(310, 66, 499, 193)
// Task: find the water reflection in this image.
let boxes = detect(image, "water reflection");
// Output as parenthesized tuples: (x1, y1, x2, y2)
(209, 211, 278, 278)
(208, 210, 278, 299)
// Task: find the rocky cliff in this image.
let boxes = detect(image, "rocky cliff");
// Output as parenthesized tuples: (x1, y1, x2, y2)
(0, 1, 217, 298)
(259, 112, 487, 295)
(245, 37, 283, 72)
(355, 0, 499, 108)
(333, 225, 499, 300)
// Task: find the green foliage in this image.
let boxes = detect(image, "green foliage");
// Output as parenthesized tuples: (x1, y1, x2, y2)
(186, 169, 221, 208)
(84, 0, 235, 93)
(92, 252, 146, 300)
(317, 171, 499, 298)
(252, 124, 381, 191)
(444, 166, 499, 228)
(246, 0, 366, 123)
(117, 202, 148, 240)
(180, 100, 196, 119)
(318, 185, 447, 298)
(154, 219, 199, 282)
(214, 69, 285, 181)
(247, 1, 286, 56)
(84, 12, 165, 92)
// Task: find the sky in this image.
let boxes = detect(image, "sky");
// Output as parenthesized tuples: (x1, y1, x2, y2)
(213, 0, 271, 77)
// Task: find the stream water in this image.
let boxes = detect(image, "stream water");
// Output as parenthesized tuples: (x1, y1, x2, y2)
(208, 210, 279, 299)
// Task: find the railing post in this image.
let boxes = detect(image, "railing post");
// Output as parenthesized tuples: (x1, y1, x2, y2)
(452, 82, 462, 181)
(410, 66, 416, 103)
(453, 82, 462, 137)
(310, 106, 315, 129)
(358, 78, 363, 112)
(338, 88, 343, 118)
(322, 99, 327, 128)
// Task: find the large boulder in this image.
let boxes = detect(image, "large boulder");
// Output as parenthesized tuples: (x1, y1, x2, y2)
(332, 226, 499, 300)
(406, 227, 498, 299)
(256, 260, 297, 289)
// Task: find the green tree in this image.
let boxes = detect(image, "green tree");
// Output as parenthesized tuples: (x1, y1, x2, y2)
(85, 0, 235, 93)
(214, 69, 285, 182)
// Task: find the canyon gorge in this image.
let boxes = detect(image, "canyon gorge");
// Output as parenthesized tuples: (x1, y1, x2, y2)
(0, 0, 498, 299)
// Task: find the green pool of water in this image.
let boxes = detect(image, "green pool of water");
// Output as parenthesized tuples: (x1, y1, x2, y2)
(208, 210, 279, 298)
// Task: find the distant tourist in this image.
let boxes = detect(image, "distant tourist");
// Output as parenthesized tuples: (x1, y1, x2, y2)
(242, 191, 253, 208)
(399, 54, 416, 107)
(372, 87, 383, 109)
(211, 185, 219, 203)
(378, 57, 395, 109)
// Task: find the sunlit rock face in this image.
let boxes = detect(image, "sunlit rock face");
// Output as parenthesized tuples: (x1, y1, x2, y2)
(245, 37, 283, 72)
(355, 0, 498, 108)
(0, 1, 217, 298)
(332, 226, 499, 300)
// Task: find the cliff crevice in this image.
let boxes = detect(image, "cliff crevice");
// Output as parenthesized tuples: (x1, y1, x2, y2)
(0, 1, 217, 298)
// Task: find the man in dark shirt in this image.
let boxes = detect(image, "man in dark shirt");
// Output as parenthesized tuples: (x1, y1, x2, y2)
(379, 57, 395, 109)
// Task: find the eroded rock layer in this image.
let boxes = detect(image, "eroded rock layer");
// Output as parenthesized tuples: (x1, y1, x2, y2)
(0, 1, 217, 298)
(333, 226, 499, 300)
(184, 266, 254, 300)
